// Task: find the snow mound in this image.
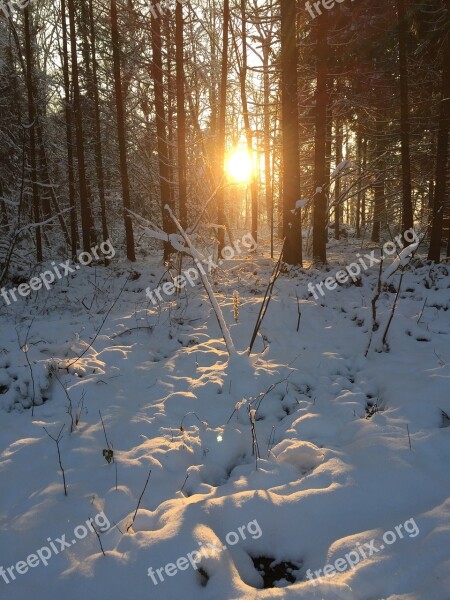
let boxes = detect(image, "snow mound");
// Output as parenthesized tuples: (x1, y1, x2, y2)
(273, 439, 324, 473)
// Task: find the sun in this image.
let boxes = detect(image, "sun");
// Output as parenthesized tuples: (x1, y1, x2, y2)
(225, 149, 253, 183)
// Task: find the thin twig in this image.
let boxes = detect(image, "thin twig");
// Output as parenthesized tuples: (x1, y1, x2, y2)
(127, 468, 152, 532)
(99, 410, 113, 454)
(382, 271, 405, 349)
(89, 519, 106, 556)
(417, 297, 427, 324)
(296, 292, 302, 333)
(180, 473, 190, 495)
(248, 240, 285, 355)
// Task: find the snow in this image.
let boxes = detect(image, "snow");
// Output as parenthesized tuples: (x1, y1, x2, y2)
(0, 236, 450, 599)
(331, 160, 354, 180)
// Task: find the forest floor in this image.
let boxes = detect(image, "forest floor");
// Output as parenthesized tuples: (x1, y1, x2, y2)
(1, 234, 450, 600)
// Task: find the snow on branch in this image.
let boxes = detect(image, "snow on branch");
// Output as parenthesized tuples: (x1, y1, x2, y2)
(164, 204, 236, 356)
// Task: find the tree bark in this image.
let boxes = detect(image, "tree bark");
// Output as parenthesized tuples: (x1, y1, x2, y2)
(151, 8, 174, 259)
(280, 0, 302, 266)
(111, 0, 135, 261)
(216, 0, 230, 254)
(67, 0, 92, 252)
(175, 1, 187, 229)
(312, 9, 328, 264)
(240, 0, 258, 243)
(397, 0, 414, 238)
(88, 0, 109, 249)
(24, 7, 42, 262)
(428, 26, 450, 262)
(334, 119, 343, 240)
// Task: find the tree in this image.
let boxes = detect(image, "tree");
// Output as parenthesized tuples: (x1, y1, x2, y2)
(24, 6, 42, 262)
(151, 7, 174, 259)
(396, 0, 414, 238)
(175, 0, 187, 229)
(68, 0, 92, 252)
(428, 11, 450, 262)
(312, 8, 328, 264)
(280, 0, 302, 266)
(216, 0, 230, 254)
(111, 0, 135, 261)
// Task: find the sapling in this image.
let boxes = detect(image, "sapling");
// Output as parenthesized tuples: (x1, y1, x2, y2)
(43, 425, 67, 496)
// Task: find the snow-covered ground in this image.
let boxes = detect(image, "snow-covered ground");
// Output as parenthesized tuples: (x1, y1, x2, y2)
(1, 235, 450, 599)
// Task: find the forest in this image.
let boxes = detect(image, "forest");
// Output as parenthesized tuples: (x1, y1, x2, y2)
(0, 1, 449, 599)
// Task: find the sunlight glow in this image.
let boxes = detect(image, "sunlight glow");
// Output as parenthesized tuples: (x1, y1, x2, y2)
(225, 150, 253, 183)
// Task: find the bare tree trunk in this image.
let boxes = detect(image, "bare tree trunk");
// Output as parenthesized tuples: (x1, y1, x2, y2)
(175, 1, 187, 229)
(362, 136, 367, 230)
(334, 119, 343, 240)
(280, 0, 302, 265)
(88, 0, 109, 248)
(111, 0, 135, 260)
(397, 0, 414, 238)
(61, 0, 78, 257)
(263, 43, 273, 257)
(356, 130, 362, 237)
(372, 117, 385, 243)
(216, 0, 230, 254)
(428, 27, 450, 262)
(240, 0, 258, 243)
(312, 9, 328, 264)
(163, 14, 175, 210)
(151, 9, 175, 259)
(67, 0, 91, 252)
(24, 7, 42, 262)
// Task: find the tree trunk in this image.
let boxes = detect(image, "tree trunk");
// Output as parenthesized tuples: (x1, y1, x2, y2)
(216, 0, 230, 254)
(61, 0, 78, 257)
(151, 9, 175, 259)
(175, 1, 187, 229)
(24, 7, 42, 262)
(428, 28, 450, 262)
(88, 0, 109, 249)
(240, 0, 258, 243)
(312, 9, 328, 264)
(280, 0, 302, 265)
(334, 119, 343, 240)
(67, 0, 92, 252)
(397, 0, 414, 238)
(263, 43, 273, 257)
(372, 118, 386, 243)
(111, 0, 135, 261)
